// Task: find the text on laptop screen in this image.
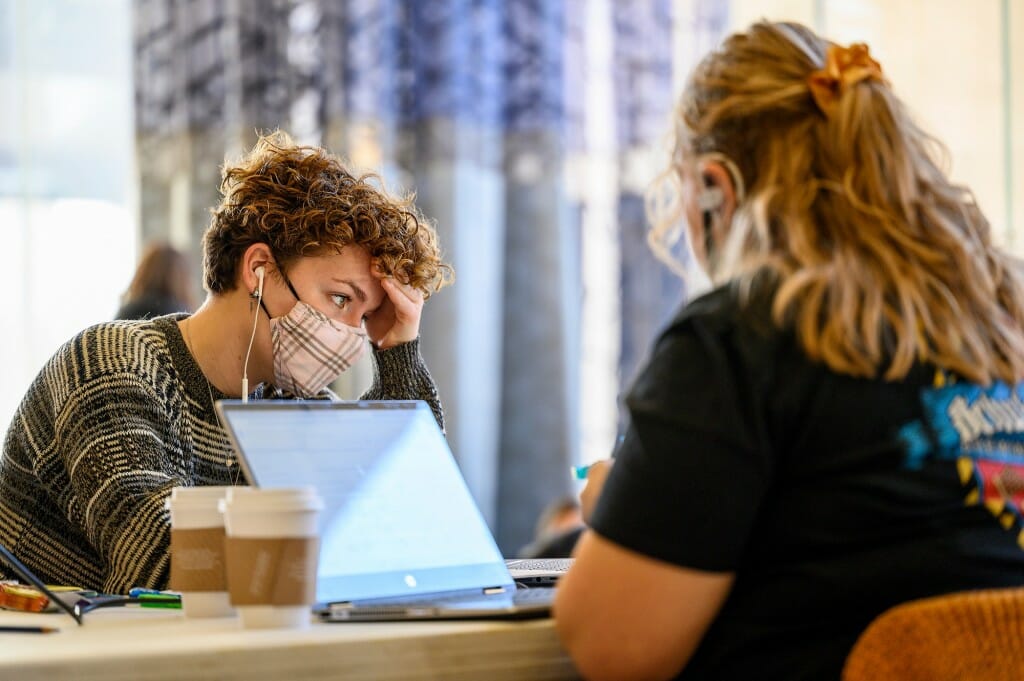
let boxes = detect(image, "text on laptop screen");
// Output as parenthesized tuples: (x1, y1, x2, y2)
(217, 402, 507, 601)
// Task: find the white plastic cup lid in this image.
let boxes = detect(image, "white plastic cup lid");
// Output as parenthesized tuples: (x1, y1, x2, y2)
(166, 485, 234, 511)
(219, 486, 323, 514)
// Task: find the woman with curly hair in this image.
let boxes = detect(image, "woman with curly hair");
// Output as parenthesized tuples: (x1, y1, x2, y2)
(0, 131, 452, 594)
(555, 21, 1024, 681)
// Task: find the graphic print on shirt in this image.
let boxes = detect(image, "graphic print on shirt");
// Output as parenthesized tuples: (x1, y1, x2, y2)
(898, 373, 1024, 548)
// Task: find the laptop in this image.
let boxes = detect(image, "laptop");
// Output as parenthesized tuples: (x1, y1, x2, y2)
(213, 399, 570, 621)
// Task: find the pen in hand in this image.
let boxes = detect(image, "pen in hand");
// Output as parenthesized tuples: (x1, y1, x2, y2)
(574, 434, 625, 480)
(572, 464, 593, 480)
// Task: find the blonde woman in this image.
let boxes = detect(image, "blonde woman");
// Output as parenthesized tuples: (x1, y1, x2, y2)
(555, 21, 1024, 681)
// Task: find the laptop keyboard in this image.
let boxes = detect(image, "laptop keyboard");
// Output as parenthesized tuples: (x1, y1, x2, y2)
(511, 586, 558, 604)
(507, 558, 571, 572)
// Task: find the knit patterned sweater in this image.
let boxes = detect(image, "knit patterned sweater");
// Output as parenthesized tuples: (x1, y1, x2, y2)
(0, 314, 443, 594)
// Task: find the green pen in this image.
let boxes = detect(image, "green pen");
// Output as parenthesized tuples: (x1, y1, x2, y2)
(137, 593, 182, 609)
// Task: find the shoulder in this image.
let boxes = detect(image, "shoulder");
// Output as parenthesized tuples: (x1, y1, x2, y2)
(14, 316, 187, 427)
(115, 296, 188, 321)
(54, 316, 184, 383)
(659, 278, 782, 358)
(626, 278, 797, 415)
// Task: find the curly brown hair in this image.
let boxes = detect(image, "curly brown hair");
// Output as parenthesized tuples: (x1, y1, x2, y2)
(203, 131, 452, 296)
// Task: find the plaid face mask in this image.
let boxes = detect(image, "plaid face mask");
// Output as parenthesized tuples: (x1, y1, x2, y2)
(269, 301, 367, 397)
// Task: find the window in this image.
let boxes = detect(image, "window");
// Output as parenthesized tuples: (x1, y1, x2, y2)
(1, 0, 136, 428)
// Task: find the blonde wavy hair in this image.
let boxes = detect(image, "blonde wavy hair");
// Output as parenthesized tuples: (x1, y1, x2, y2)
(648, 21, 1024, 384)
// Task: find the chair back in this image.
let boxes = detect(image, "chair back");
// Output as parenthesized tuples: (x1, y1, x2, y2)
(842, 587, 1024, 681)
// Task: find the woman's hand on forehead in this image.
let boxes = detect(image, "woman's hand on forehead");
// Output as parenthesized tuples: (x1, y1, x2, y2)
(363, 260, 425, 349)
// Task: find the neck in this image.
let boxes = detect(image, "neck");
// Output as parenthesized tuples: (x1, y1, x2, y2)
(180, 291, 275, 397)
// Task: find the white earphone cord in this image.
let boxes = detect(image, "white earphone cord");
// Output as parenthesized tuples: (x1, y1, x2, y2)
(241, 270, 264, 403)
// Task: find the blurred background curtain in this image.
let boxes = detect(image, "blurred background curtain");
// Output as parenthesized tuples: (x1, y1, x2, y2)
(132, 0, 726, 553)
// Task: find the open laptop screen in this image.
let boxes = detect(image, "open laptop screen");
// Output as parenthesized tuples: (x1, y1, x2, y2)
(215, 400, 512, 604)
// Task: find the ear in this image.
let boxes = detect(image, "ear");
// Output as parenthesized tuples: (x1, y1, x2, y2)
(699, 160, 738, 226)
(240, 243, 274, 296)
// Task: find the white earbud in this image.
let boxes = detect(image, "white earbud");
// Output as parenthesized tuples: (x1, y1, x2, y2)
(254, 266, 265, 297)
(698, 187, 724, 213)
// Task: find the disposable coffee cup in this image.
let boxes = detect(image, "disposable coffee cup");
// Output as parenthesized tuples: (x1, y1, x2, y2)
(166, 486, 236, 618)
(220, 486, 323, 629)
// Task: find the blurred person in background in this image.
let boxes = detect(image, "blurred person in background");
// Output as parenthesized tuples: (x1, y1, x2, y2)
(518, 495, 585, 559)
(115, 241, 199, 319)
(555, 21, 1024, 681)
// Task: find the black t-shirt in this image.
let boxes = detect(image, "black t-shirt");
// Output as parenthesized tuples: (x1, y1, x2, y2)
(591, 282, 1024, 681)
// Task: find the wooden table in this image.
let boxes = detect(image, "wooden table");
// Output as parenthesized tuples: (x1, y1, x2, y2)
(0, 606, 578, 680)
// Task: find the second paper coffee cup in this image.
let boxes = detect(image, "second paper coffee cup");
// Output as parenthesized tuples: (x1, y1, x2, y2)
(220, 486, 323, 629)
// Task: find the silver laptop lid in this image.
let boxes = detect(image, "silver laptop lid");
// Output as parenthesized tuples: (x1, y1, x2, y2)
(214, 400, 514, 605)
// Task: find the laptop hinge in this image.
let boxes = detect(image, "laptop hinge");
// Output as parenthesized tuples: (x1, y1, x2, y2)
(483, 586, 507, 595)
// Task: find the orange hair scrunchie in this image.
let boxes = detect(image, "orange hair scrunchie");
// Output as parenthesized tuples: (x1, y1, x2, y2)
(807, 42, 884, 117)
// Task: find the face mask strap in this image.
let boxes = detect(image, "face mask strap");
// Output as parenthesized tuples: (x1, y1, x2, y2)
(702, 208, 715, 264)
(253, 262, 303, 322)
(281, 270, 303, 304)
